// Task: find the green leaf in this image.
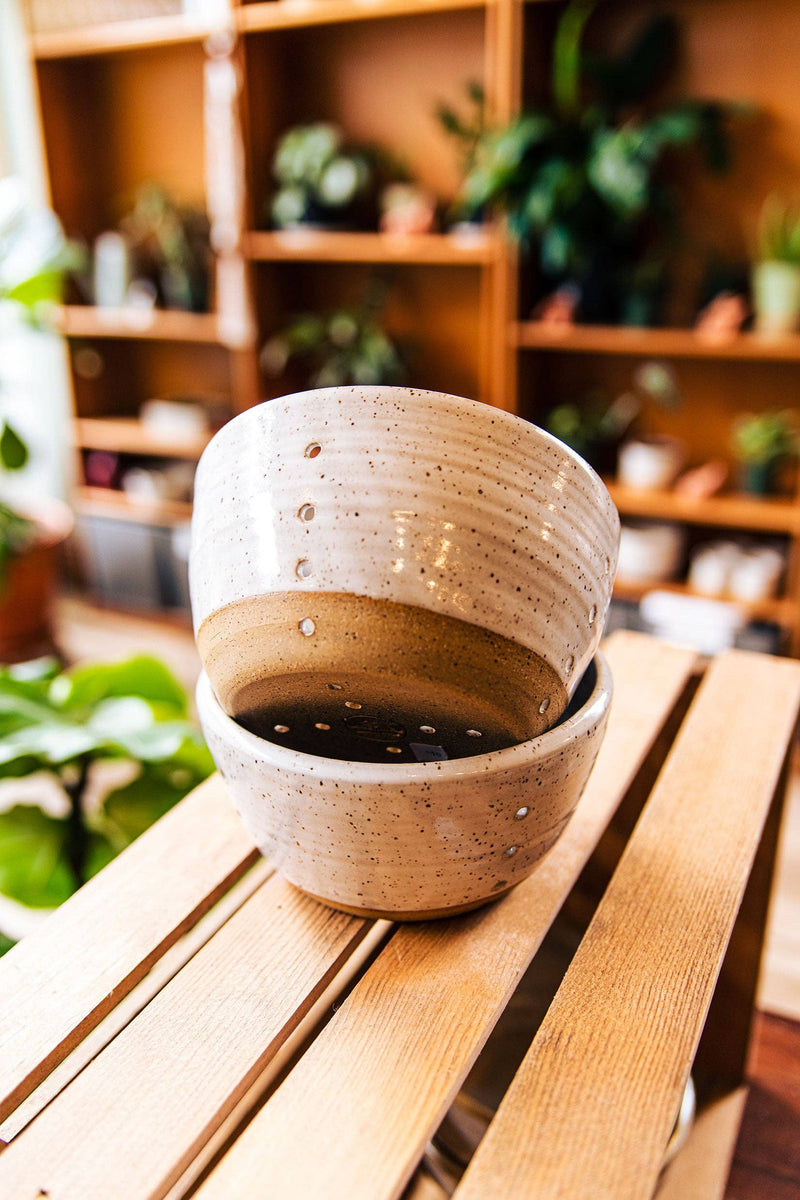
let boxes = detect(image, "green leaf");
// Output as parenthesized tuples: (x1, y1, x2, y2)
(100, 763, 199, 847)
(84, 829, 118, 880)
(588, 129, 651, 219)
(586, 14, 679, 110)
(0, 422, 29, 471)
(0, 805, 75, 907)
(0, 930, 16, 956)
(53, 656, 189, 716)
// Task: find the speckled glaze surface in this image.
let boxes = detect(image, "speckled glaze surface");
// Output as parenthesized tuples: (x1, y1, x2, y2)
(190, 387, 620, 716)
(195, 652, 612, 918)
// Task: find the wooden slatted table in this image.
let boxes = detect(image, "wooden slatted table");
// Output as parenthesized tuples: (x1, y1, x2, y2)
(0, 631, 798, 1200)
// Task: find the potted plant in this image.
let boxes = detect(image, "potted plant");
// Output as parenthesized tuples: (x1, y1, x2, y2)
(0, 176, 77, 662)
(457, 0, 739, 324)
(260, 278, 406, 387)
(731, 410, 799, 495)
(751, 195, 800, 335)
(435, 80, 487, 230)
(269, 123, 379, 231)
(119, 182, 211, 312)
(0, 654, 213, 952)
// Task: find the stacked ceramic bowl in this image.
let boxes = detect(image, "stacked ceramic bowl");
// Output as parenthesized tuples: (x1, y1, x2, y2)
(190, 387, 620, 918)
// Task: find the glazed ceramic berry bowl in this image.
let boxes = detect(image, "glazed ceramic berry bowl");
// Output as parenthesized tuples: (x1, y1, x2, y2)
(195, 650, 612, 918)
(190, 386, 619, 752)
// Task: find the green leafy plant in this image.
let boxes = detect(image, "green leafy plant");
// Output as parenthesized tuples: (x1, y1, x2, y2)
(0, 418, 35, 581)
(0, 655, 213, 927)
(731, 410, 799, 467)
(0, 178, 76, 585)
(756, 195, 800, 263)
(269, 123, 381, 231)
(261, 278, 405, 387)
(436, 81, 487, 223)
(120, 182, 211, 312)
(458, 0, 740, 322)
(545, 360, 681, 472)
(0, 175, 74, 316)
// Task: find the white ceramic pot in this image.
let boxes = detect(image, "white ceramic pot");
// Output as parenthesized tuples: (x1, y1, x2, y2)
(617, 436, 685, 491)
(752, 260, 800, 335)
(196, 652, 612, 918)
(190, 387, 620, 744)
(616, 521, 684, 585)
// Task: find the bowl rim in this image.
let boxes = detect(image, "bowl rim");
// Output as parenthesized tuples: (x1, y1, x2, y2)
(196, 384, 613, 498)
(196, 648, 612, 786)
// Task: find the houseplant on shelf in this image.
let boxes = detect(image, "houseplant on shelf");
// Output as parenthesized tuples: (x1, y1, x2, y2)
(260, 278, 406, 388)
(0, 654, 213, 952)
(751, 195, 800, 335)
(0, 176, 77, 662)
(269, 123, 381, 232)
(457, 0, 739, 324)
(731, 410, 799, 496)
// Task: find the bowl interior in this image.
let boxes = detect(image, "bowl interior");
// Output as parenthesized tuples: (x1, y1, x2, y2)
(200, 590, 576, 763)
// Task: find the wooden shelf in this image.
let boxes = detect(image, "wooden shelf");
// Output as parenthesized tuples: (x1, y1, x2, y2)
(606, 482, 800, 535)
(612, 577, 793, 626)
(56, 306, 225, 344)
(30, 14, 226, 59)
(516, 323, 800, 363)
(244, 229, 498, 266)
(76, 486, 193, 526)
(238, 0, 490, 33)
(75, 418, 212, 460)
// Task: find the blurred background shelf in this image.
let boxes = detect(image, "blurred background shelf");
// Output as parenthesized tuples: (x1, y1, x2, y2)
(605, 483, 800, 535)
(75, 416, 211, 459)
(244, 229, 498, 265)
(75, 486, 193, 526)
(238, 0, 490, 33)
(517, 323, 800, 362)
(57, 306, 226, 343)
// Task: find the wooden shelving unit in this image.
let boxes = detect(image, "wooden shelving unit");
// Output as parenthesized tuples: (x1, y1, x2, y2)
(23, 0, 800, 649)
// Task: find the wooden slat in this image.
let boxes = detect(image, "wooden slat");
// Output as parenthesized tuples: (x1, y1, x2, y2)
(0, 877, 371, 1199)
(453, 650, 800, 1200)
(192, 633, 698, 1200)
(0, 859, 273, 1143)
(0, 775, 257, 1125)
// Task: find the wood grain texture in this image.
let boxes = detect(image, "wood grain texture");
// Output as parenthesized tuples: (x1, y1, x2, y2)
(453, 650, 800, 1200)
(192, 633, 697, 1200)
(0, 876, 369, 1199)
(0, 859, 274, 1143)
(0, 774, 257, 1124)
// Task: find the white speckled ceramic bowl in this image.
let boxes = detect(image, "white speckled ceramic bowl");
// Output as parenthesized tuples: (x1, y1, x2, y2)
(191, 387, 619, 745)
(196, 651, 612, 918)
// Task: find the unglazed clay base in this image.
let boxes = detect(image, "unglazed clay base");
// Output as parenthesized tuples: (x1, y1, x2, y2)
(198, 591, 568, 760)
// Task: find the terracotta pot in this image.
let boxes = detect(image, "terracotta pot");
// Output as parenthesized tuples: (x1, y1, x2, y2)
(0, 498, 73, 663)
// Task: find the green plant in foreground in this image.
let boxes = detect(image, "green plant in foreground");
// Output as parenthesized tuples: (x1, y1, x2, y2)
(0, 656, 213, 926)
